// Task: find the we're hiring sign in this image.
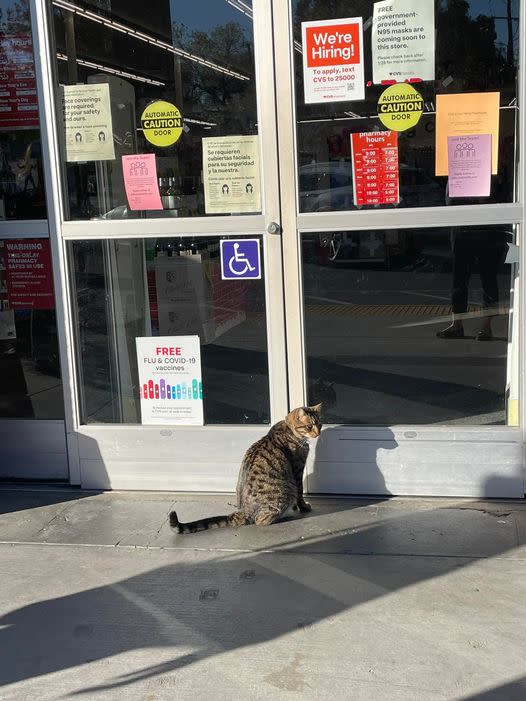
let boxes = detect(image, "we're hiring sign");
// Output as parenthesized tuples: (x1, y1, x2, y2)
(301, 17, 364, 103)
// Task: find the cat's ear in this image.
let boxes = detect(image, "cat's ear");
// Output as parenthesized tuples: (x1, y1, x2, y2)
(309, 403, 322, 414)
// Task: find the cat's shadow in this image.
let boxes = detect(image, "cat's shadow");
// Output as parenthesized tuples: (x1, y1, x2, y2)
(306, 424, 394, 499)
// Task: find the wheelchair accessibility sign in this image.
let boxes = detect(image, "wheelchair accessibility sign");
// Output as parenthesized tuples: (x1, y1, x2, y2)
(220, 239, 261, 280)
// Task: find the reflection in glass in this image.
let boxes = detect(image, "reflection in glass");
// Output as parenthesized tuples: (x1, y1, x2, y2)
(69, 236, 270, 424)
(0, 239, 63, 418)
(293, 0, 520, 211)
(52, 0, 258, 220)
(0, 0, 46, 219)
(302, 226, 517, 425)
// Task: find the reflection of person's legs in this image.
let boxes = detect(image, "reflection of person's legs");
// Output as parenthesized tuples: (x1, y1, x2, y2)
(477, 238, 506, 339)
(437, 233, 472, 338)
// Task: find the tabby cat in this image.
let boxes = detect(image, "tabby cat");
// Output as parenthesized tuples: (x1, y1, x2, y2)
(169, 404, 322, 534)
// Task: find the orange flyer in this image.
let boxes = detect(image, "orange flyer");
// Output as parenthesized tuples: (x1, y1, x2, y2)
(435, 92, 500, 175)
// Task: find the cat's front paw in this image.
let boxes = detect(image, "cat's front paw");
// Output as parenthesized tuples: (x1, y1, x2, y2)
(298, 500, 312, 513)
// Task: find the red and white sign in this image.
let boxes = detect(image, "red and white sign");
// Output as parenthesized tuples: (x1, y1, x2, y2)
(2, 239, 55, 310)
(351, 131, 399, 206)
(301, 17, 365, 104)
(0, 34, 39, 130)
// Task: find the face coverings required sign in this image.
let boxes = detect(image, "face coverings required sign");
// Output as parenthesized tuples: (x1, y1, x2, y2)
(62, 83, 115, 162)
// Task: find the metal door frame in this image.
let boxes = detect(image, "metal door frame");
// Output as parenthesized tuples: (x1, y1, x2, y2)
(0, 221, 69, 481)
(272, 0, 526, 497)
(29, 0, 289, 490)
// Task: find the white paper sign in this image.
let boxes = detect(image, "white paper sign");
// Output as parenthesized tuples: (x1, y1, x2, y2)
(62, 83, 115, 162)
(301, 17, 365, 104)
(372, 0, 435, 84)
(136, 335, 204, 426)
(203, 135, 261, 214)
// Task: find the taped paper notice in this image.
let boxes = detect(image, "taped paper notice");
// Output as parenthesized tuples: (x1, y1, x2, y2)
(447, 134, 491, 198)
(372, 0, 435, 84)
(436, 92, 500, 175)
(62, 83, 115, 162)
(203, 135, 261, 214)
(122, 154, 163, 211)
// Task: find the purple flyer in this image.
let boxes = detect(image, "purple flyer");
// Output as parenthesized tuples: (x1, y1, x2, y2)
(447, 134, 492, 198)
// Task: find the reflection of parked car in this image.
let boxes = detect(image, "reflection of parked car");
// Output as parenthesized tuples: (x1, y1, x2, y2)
(299, 161, 445, 212)
(313, 229, 430, 267)
(317, 231, 388, 265)
(299, 161, 353, 212)
(399, 164, 444, 207)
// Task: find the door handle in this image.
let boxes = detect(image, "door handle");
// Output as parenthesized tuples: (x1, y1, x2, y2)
(266, 221, 281, 234)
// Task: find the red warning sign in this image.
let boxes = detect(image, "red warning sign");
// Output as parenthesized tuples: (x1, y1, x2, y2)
(2, 239, 55, 310)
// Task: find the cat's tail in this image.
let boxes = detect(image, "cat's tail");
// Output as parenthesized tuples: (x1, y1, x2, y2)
(169, 510, 249, 534)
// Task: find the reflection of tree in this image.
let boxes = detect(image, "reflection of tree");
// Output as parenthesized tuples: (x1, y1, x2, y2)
(172, 21, 256, 133)
(436, 0, 513, 90)
(0, 0, 31, 34)
(293, 0, 518, 122)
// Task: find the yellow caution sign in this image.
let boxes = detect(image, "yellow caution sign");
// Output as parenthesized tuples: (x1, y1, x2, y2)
(140, 100, 183, 147)
(378, 84, 423, 132)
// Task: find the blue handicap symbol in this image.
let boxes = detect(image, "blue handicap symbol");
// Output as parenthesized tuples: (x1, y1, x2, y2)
(220, 239, 261, 280)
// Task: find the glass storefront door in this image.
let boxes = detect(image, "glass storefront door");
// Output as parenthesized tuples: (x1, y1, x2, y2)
(273, 0, 524, 496)
(30, 0, 525, 495)
(34, 0, 286, 490)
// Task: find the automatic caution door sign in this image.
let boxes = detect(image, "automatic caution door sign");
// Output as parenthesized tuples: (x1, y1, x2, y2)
(378, 83, 423, 132)
(141, 100, 183, 147)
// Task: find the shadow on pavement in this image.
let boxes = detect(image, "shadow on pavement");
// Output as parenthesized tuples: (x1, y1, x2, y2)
(0, 489, 100, 516)
(0, 500, 523, 695)
(459, 676, 526, 700)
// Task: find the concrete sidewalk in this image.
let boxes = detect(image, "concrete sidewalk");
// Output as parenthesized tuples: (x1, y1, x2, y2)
(0, 489, 525, 700)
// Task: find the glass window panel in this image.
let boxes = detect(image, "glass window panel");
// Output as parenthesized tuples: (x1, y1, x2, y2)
(51, 0, 259, 220)
(0, 0, 46, 219)
(69, 235, 270, 424)
(302, 225, 518, 425)
(0, 238, 63, 418)
(293, 1, 520, 212)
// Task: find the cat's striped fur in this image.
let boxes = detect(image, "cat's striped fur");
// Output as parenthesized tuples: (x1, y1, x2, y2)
(169, 405, 322, 534)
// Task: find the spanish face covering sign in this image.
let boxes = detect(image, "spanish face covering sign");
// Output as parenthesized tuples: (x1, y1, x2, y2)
(136, 336, 204, 426)
(301, 17, 365, 103)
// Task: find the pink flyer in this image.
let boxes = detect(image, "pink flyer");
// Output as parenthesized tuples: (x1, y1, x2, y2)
(122, 154, 163, 210)
(447, 134, 491, 198)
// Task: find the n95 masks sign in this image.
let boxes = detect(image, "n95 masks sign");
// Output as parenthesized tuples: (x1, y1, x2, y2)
(141, 100, 182, 148)
(301, 17, 365, 103)
(372, 0, 435, 84)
